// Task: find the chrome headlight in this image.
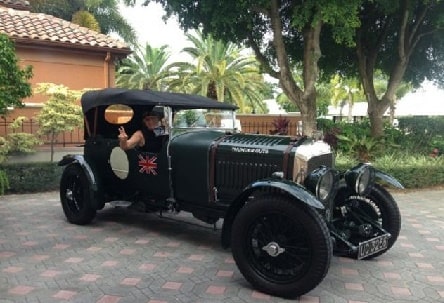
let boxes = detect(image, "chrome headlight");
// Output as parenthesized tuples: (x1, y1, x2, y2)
(304, 166, 337, 203)
(345, 163, 375, 195)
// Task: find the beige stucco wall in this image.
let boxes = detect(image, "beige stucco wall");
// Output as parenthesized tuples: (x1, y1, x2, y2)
(17, 45, 116, 105)
(1, 43, 121, 142)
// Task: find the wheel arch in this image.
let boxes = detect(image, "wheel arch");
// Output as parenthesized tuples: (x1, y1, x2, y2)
(220, 178, 324, 249)
(59, 155, 98, 192)
(59, 155, 104, 210)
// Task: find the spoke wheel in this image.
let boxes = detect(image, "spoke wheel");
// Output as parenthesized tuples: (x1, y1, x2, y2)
(231, 195, 331, 298)
(60, 165, 96, 225)
(333, 183, 401, 259)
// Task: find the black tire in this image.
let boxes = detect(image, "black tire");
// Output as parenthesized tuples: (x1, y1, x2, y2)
(60, 165, 96, 225)
(333, 183, 401, 259)
(231, 195, 332, 298)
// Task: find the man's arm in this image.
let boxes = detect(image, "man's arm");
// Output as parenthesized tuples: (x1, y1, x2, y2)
(118, 127, 143, 150)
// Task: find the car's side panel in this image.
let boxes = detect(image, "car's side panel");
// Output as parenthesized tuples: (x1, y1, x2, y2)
(169, 130, 225, 204)
(124, 143, 171, 199)
(83, 137, 119, 196)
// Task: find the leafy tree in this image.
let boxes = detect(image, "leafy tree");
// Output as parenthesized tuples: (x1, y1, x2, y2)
(169, 31, 268, 113)
(371, 70, 412, 125)
(0, 34, 33, 116)
(35, 83, 83, 162)
(276, 66, 332, 116)
(322, 0, 444, 137)
(116, 43, 172, 90)
(142, 0, 362, 135)
(29, 0, 137, 45)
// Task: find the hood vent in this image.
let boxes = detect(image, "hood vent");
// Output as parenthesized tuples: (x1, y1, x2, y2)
(215, 152, 281, 201)
(221, 135, 286, 146)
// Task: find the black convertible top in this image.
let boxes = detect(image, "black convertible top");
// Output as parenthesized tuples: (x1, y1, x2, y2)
(81, 88, 237, 113)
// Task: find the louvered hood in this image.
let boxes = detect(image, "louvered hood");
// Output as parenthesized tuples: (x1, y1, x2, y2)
(214, 133, 296, 201)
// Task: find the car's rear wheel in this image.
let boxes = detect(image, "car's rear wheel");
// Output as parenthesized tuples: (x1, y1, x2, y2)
(231, 195, 332, 298)
(60, 165, 96, 225)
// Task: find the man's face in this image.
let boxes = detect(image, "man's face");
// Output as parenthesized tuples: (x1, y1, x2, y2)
(143, 115, 160, 129)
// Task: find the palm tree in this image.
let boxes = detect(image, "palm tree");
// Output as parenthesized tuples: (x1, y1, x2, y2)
(169, 31, 267, 113)
(330, 74, 364, 122)
(29, 0, 137, 45)
(116, 43, 172, 91)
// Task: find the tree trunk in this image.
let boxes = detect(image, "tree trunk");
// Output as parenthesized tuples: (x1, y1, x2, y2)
(389, 101, 395, 125)
(368, 100, 386, 138)
(50, 131, 56, 163)
(207, 81, 218, 100)
(278, 22, 321, 137)
(300, 94, 318, 136)
(347, 94, 353, 122)
(356, 1, 419, 137)
(249, 0, 321, 137)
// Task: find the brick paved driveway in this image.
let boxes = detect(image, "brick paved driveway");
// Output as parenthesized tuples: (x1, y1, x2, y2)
(1, 189, 443, 303)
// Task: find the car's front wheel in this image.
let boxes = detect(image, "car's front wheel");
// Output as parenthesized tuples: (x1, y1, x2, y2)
(231, 195, 332, 298)
(332, 183, 401, 259)
(60, 165, 96, 225)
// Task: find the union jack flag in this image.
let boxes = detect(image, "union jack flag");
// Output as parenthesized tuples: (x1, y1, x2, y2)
(138, 154, 158, 175)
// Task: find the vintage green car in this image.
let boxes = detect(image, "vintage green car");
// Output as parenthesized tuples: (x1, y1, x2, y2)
(59, 88, 403, 298)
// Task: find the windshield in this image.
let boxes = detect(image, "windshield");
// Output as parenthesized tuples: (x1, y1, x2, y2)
(172, 109, 240, 132)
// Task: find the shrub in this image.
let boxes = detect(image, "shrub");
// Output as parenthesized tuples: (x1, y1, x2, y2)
(5, 116, 42, 154)
(1, 162, 62, 193)
(398, 116, 444, 153)
(0, 169, 9, 195)
(335, 151, 444, 189)
(270, 115, 290, 135)
(7, 133, 42, 153)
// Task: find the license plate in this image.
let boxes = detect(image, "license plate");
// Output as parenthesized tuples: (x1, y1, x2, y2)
(357, 234, 390, 259)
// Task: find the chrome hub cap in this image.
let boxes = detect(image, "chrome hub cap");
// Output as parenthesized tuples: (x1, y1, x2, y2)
(262, 241, 285, 257)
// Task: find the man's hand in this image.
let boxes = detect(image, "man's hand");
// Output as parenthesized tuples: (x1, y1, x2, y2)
(118, 126, 128, 140)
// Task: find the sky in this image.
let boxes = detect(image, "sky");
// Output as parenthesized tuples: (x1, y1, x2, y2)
(117, 1, 444, 115)
(117, 1, 191, 62)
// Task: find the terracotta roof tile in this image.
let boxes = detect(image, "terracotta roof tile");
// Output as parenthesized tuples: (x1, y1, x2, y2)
(0, 5, 131, 54)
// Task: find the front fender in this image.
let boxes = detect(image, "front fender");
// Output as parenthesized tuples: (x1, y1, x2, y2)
(220, 178, 324, 249)
(375, 169, 404, 189)
(59, 154, 98, 192)
(240, 178, 325, 209)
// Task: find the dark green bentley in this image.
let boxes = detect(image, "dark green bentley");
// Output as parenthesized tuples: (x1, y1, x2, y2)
(59, 88, 403, 298)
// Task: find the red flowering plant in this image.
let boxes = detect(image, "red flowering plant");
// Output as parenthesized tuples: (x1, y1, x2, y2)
(270, 115, 290, 135)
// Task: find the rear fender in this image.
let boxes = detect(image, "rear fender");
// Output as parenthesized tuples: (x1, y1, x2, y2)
(59, 154, 98, 192)
(220, 178, 324, 249)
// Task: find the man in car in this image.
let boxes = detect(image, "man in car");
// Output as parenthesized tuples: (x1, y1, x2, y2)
(118, 110, 164, 153)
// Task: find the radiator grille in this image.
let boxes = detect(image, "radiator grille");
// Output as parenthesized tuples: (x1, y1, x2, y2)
(293, 153, 335, 183)
(307, 153, 334, 171)
(215, 153, 281, 199)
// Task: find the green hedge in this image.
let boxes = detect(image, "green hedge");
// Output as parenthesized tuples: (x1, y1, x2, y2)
(0, 162, 63, 194)
(336, 153, 444, 189)
(0, 156, 443, 195)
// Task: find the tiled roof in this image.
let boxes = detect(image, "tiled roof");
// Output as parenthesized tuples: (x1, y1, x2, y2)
(0, 0, 30, 11)
(0, 5, 131, 54)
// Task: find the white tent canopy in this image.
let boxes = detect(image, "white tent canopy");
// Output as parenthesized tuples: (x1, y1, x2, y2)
(327, 81, 444, 117)
(395, 81, 444, 116)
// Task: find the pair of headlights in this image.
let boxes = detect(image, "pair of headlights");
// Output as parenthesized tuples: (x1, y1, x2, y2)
(305, 163, 375, 202)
